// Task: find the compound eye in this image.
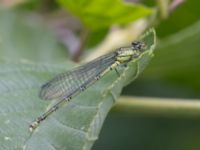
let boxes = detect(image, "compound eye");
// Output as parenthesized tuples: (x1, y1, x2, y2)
(117, 48, 123, 54)
(132, 41, 145, 50)
(131, 41, 140, 49)
(132, 41, 139, 46)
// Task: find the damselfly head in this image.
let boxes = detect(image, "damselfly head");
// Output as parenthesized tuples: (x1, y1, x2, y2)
(131, 41, 146, 50)
(116, 41, 146, 58)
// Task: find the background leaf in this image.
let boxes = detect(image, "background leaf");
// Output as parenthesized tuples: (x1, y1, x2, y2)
(58, 0, 152, 30)
(123, 20, 200, 99)
(146, 20, 200, 90)
(0, 10, 67, 63)
(0, 29, 156, 149)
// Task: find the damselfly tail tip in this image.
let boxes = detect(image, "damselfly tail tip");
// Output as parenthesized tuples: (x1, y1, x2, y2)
(29, 121, 39, 132)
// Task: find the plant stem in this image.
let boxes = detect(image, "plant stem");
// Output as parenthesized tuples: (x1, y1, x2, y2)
(169, 0, 185, 14)
(73, 29, 89, 62)
(157, 0, 169, 19)
(112, 96, 200, 118)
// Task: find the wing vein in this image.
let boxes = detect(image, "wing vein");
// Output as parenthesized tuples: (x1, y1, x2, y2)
(39, 52, 117, 100)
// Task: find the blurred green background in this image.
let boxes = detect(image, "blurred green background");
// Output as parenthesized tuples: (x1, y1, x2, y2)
(95, 1, 200, 150)
(0, 0, 200, 150)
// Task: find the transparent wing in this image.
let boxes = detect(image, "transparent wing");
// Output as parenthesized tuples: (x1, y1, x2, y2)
(39, 52, 117, 100)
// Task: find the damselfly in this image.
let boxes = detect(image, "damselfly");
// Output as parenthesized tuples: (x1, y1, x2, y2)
(29, 41, 146, 131)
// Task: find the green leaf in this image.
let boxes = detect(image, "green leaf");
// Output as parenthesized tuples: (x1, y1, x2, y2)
(156, 0, 200, 38)
(58, 0, 153, 30)
(0, 29, 156, 150)
(0, 10, 67, 63)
